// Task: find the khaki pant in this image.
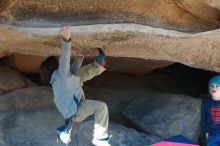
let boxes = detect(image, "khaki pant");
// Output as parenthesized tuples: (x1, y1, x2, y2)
(72, 61, 109, 139)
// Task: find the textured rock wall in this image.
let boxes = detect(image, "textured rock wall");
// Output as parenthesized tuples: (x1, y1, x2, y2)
(1, 0, 220, 74)
(1, 24, 220, 74)
(0, 0, 220, 32)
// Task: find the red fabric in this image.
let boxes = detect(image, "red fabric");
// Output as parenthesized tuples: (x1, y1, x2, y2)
(101, 60, 105, 67)
(153, 141, 199, 146)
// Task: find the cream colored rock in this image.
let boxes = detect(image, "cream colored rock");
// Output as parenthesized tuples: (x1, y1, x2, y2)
(0, 24, 220, 73)
(203, 0, 220, 9)
(0, 0, 220, 74)
(0, 0, 220, 32)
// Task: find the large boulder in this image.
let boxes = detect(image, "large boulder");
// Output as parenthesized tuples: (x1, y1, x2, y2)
(0, 67, 37, 92)
(0, 86, 53, 111)
(122, 92, 202, 142)
(84, 66, 210, 126)
(0, 86, 161, 146)
(0, 67, 25, 91)
(0, 110, 161, 146)
(72, 120, 161, 146)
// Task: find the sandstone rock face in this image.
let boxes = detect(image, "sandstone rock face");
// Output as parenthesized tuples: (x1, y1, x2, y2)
(0, 0, 220, 74)
(3, 53, 173, 75)
(1, 24, 220, 74)
(122, 92, 202, 142)
(0, 67, 25, 91)
(4, 53, 46, 73)
(0, 0, 220, 32)
(203, 0, 220, 9)
(0, 67, 36, 91)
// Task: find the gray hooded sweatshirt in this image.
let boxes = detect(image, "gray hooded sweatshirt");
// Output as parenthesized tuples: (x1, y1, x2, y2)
(50, 39, 84, 119)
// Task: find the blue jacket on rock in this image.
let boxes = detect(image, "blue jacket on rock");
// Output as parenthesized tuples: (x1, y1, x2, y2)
(50, 39, 85, 119)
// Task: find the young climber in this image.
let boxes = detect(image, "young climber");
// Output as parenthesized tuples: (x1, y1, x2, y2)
(40, 25, 111, 146)
(201, 75, 220, 146)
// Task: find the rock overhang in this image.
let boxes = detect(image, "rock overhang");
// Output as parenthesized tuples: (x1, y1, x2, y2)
(0, 0, 220, 74)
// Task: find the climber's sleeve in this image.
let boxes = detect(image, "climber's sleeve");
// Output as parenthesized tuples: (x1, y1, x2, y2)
(58, 39, 72, 78)
(70, 56, 84, 74)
